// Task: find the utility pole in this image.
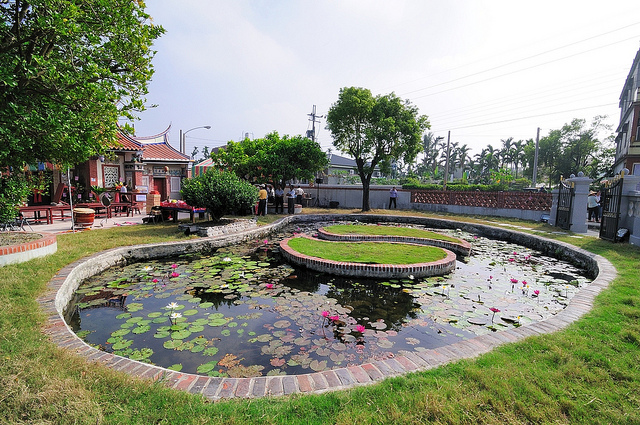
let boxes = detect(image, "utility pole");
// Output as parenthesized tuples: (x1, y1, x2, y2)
(443, 131, 451, 190)
(307, 105, 323, 142)
(532, 127, 540, 188)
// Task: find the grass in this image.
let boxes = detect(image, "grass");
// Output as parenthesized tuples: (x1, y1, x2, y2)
(1, 210, 640, 424)
(323, 223, 463, 242)
(287, 236, 447, 264)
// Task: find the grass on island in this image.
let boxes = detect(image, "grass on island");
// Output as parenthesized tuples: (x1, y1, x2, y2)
(2, 210, 640, 424)
(323, 223, 463, 242)
(287, 236, 447, 264)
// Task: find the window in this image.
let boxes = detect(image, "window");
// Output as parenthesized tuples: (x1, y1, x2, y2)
(103, 166, 119, 187)
(170, 177, 181, 192)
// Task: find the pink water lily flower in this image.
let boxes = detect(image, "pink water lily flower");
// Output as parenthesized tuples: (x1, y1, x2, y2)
(330, 315, 339, 322)
(508, 258, 515, 262)
(522, 280, 528, 286)
(321, 311, 329, 318)
(171, 271, 180, 278)
(533, 290, 540, 296)
(171, 263, 178, 269)
(263, 239, 268, 244)
(510, 278, 518, 283)
(355, 325, 365, 333)
(152, 278, 159, 283)
(265, 283, 274, 289)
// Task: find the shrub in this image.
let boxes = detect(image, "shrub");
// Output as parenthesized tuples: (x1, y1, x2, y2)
(181, 169, 258, 221)
(0, 173, 32, 223)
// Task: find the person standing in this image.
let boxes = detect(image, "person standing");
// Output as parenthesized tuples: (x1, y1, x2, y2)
(257, 185, 268, 216)
(389, 187, 398, 209)
(587, 191, 598, 222)
(287, 185, 296, 214)
(274, 185, 285, 214)
(295, 185, 304, 205)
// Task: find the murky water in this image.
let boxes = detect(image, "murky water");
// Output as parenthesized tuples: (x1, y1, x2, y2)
(66, 222, 591, 377)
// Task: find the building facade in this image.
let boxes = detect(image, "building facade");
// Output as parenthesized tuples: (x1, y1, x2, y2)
(614, 48, 640, 176)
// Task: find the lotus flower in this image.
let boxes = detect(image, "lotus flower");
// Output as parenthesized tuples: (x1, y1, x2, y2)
(490, 307, 500, 323)
(143, 266, 153, 272)
(510, 278, 518, 283)
(321, 311, 329, 318)
(330, 315, 339, 322)
(223, 257, 232, 262)
(355, 325, 365, 333)
(263, 239, 268, 244)
(152, 278, 159, 284)
(534, 289, 540, 296)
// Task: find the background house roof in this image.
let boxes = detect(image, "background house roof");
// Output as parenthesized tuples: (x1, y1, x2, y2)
(113, 125, 191, 163)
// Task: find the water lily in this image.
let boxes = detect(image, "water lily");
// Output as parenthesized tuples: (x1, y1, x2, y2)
(510, 278, 518, 283)
(355, 325, 365, 333)
(143, 266, 153, 272)
(265, 283, 274, 289)
(408, 275, 414, 280)
(171, 271, 180, 278)
(171, 263, 178, 269)
(321, 311, 329, 318)
(222, 257, 232, 262)
(170, 312, 182, 319)
(263, 239, 268, 244)
(152, 278, 159, 284)
(166, 302, 179, 310)
(508, 258, 515, 262)
(533, 289, 540, 296)
(489, 307, 500, 322)
(330, 315, 339, 322)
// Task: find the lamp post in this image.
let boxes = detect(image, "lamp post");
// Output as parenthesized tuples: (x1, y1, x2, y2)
(180, 125, 211, 155)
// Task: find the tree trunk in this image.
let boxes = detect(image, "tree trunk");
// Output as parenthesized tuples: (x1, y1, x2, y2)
(361, 176, 371, 211)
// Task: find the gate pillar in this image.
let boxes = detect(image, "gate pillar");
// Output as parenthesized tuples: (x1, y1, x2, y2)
(620, 175, 640, 244)
(567, 176, 592, 233)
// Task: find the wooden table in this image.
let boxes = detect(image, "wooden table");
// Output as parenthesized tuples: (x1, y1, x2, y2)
(75, 203, 112, 219)
(160, 206, 207, 223)
(19, 205, 53, 224)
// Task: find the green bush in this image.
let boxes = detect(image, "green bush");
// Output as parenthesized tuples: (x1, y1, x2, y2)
(0, 173, 32, 223)
(181, 169, 258, 221)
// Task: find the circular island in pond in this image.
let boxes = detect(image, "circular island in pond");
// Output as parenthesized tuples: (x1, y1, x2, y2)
(279, 234, 457, 278)
(317, 223, 472, 256)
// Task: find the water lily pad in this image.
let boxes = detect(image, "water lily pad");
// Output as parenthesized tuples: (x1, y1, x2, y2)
(202, 347, 219, 356)
(111, 328, 130, 337)
(112, 339, 133, 350)
(163, 339, 183, 349)
(182, 309, 199, 316)
(274, 320, 291, 329)
(197, 361, 218, 374)
(171, 329, 192, 340)
(154, 331, 170, 339)
(132, 325, 151, 334)
(208, 318, 228, 327)
(199, 302, 214, 309)
(310, 359, 327, 372)
(167, 364, 183, 372)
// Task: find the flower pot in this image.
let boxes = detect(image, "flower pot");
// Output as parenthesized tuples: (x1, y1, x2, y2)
(73, 208, 95, 228)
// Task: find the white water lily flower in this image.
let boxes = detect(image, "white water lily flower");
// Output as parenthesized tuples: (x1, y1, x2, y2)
(409, 275, 414, 280)
(170, 312, 182, 319)
(166, 302, 179, 310)
(143, 266, 153, 272)
(222, 257, 232, 262)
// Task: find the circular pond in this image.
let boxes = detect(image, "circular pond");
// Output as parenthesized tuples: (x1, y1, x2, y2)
(65, 221, 593, 378)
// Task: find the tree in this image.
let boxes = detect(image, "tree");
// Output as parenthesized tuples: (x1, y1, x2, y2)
(326, 87, 429, 211)
(181, 169, 257, 221)
(0, 0, 163, 219)
(210, 132, 327, 188)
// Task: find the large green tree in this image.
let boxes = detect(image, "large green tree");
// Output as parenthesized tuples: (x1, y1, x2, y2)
(326, 87, 429, 211)
(210, 132, 328, 188)
(0, 0, 164, 170)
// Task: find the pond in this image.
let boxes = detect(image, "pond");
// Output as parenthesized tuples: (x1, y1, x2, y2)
(65, 221, 592, 378)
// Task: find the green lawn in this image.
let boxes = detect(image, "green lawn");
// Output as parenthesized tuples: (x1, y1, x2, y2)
(287, 236, 447, 264)
(1, 211, 640, 424)
(323, 223, 463, 243)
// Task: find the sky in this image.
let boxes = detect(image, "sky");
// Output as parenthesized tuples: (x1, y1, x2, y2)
(130, 0, 640, 163)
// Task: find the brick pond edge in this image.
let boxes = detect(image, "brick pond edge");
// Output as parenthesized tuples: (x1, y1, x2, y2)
(280, 234, 457, 278)
(37, 214, 616, 401)
(0, 232, 57, 267)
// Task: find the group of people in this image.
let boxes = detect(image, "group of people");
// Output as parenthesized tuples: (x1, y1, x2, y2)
(255, 184, 306, 216)
(587, 190, 602, 222)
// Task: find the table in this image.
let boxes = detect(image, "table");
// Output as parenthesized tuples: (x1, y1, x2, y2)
(75, 203, 112, 219)
(160, 206, 207, 223)
(19, 205, 53, 224)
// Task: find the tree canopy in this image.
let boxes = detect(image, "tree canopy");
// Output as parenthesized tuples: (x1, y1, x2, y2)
(0, 0, 164, 170)
(210, 132, 328, 188)
(326, 87, 429, 211)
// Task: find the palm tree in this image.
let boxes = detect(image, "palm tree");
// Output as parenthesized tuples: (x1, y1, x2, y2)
(456, 144, 471, 180)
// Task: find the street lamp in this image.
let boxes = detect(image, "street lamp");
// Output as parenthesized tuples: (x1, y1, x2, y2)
(180, 125, 211, 155)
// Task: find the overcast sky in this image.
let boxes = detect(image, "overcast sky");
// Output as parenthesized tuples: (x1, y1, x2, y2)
(130, 0, 640, 162)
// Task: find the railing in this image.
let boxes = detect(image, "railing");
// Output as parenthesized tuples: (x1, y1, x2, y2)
(411, 190, 552, 211)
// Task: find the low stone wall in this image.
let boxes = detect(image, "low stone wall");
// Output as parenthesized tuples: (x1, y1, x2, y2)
(0, 232, 57, 267)
(196, 218, 257, 237)
(279, 234, 457, 278)
(317, 227, 472, 256)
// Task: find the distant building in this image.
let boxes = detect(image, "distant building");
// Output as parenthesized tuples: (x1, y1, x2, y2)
(70, 125, 192, 201)
(614, 48, 640, 175)
(319, 153, 383, 185)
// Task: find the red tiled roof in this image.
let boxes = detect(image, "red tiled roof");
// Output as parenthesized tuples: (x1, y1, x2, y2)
(110, 125, 191, 163)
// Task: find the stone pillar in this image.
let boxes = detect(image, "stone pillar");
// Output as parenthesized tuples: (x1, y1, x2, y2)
(620, 175, 640, 244)
(549, 188, 560, 226)
(566, 176, 592, 234)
